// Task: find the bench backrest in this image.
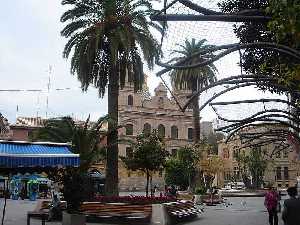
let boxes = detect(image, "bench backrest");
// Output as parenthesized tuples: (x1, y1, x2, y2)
(33, 200, 67, 212)
(80, 202, 152, 215)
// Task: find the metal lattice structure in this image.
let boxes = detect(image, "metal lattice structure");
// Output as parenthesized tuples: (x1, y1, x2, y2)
(151, 0, 300, 152)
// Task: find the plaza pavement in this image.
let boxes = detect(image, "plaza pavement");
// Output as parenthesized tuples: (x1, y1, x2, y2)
(0, 197, 285, 225)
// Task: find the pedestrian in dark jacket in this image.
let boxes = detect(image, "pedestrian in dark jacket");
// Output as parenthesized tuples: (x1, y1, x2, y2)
(282, 187, 300, 225)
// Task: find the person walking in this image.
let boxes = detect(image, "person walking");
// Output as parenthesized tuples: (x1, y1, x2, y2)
(264, 187, 279, 225)
(282, 186, 300, 225)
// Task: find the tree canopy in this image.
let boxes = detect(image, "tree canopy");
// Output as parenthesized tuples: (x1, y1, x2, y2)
(218, 0, 300, 93)
(61, 0, 163, 96)
(120, 130, 169, 196)
(235, 147, 269, 189)
(31, 115, 108, 172)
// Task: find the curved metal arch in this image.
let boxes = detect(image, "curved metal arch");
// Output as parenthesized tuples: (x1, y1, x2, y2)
(239, 130, 300, 146)
(237, 139, 286, 150)
(158, 74, 277, 112)
(220, 116, 300, 134)
(185, 80, 300, 112)
(240, 129, 299, 140)
(213, 109, 299, 124)
(153, 0, 270, 21)
(221, 121, 300, 143)
(197, 82, 258, 112)
(156, 42, 300, 76)
(177, 0, 264, 17)
(210, 98, 300, 110)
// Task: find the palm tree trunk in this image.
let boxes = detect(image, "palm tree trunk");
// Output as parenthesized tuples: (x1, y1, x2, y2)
(192, 94, 201, 143)
(105, 63, 119, 196)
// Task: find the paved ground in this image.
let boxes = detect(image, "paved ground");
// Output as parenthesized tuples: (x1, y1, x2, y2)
(0, 197, 285, 225)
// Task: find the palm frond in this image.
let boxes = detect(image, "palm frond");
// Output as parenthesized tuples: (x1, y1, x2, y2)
(61, 0, 163, 95)
(61, 20, 90, 38)
(169, 39, 218, 92)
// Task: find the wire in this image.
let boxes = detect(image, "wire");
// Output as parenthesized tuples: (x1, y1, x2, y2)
(0, 87, 76, 93)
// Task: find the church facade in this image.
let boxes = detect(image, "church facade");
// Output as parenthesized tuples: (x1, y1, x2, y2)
(117, 80, 194, 191)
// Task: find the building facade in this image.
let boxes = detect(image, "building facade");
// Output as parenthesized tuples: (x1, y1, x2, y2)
(117, 80, 195, 190)
(217, 128, 300, 189)
(9, 117, 44, 141)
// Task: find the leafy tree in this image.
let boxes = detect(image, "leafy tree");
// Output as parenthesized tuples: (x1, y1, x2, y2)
(177, 145, 201, 188)
(169, 39, 218, 143)
(200, 155, 224, 189)
(165, 145, 202, 189)
(267, 0, 300, 49)
(266, 0, 300, 87)
(165, 158, 189, 190)
(60, 0, 163, 196)
(235, 150, 251, 187)
(218, 0, 300, 92)
(120, 131, 169, 196)
(247, 147, 268, 189)
(235, 147, 268, 189)
(31, 115, 108, 172)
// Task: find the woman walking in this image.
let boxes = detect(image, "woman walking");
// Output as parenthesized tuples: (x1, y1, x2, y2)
(265, 187, 280, 225)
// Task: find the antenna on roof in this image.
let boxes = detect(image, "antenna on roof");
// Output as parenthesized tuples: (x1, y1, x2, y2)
(16, 105, 19, 121)
(46, 65, 52, 119)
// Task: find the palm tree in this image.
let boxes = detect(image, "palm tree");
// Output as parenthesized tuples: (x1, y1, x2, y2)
(60, 0, 163, 196)
(31, 116, 108, 172)
(169, 39, 218, 143)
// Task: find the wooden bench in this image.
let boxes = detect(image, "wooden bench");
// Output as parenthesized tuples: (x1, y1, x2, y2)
(27, 200, 66, 225)
(80, 202, 152, 223)
(164, 200, 203, 220)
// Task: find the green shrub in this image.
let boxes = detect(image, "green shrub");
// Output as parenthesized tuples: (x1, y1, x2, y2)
(194, 186, 207, 195)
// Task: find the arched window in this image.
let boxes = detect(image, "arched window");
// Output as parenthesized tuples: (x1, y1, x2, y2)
(171, 125, 178, 139)
(143, 123, 151, 135)
(128, 95, 133, 106)
(223, 148, 229, 159)
(126, 124, 133, 135)
(126, 147, 133, 158)
(158, 124, 165, 138)
(158, 97, 164, 108)
(188, 128, 193, 140)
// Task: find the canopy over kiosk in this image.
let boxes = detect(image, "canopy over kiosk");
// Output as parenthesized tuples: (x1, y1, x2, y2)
(0, 141, 79, 168)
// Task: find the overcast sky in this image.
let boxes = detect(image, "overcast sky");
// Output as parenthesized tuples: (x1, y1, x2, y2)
(0, 0, 283, 124)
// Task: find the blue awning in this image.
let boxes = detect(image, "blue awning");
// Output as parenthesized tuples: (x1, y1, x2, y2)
(0, 141, 79, 168)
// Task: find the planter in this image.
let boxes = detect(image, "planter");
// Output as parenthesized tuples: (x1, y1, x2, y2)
(193, 195, 203, 204)
(202, 194, 223, 204)
(62, 211, 86, 225)
(151, 204, 171, 225)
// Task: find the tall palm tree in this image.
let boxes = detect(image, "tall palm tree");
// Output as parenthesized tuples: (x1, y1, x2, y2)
(170, 39, 218, 143)
(60, 0, 163, 196)
(31, 116, 108, 172)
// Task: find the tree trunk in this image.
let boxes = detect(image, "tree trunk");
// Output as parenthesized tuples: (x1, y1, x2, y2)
(192, 94, 201, 143)
(146, 171, 150, 197)
(105, 62, 119, 196)
(150, 175, 153, 196)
